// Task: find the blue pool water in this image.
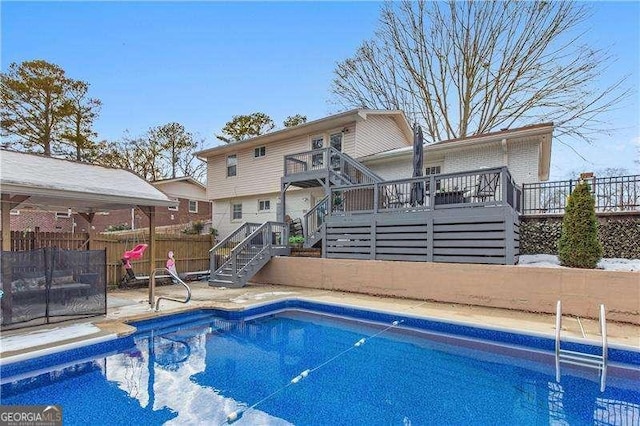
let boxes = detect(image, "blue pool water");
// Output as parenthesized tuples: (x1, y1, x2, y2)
(2, 302, 639, 425)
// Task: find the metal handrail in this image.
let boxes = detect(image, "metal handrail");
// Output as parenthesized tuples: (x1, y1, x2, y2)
(153, 267, 191, 311)
(555, 300, 608, 392)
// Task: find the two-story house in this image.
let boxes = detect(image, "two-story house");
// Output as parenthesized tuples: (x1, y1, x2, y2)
(197, 109, 413, 238)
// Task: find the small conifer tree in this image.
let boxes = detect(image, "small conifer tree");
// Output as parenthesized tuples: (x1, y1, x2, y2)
(558, 180, 602, 268)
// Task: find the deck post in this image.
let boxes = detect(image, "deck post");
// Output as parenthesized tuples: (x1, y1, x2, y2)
(370, 216, 376, 260)
(426, 215, 433, 262)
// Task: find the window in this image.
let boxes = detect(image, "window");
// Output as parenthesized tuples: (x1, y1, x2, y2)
(258, 200, 271, 211)
(425, 166, 441, 175)
(227, 154, 237, 177)
(10, 210, 20, 215)
(311, 136, 324, 150)
(189, 200, 198, 213)
(311, 136, 324, 167)
(254, 146, 266, 158)
(55, 211, 71, 218)
(168, 199, 179, 211)
(425, 165, 443, 190)
(232, 203, 242, 220)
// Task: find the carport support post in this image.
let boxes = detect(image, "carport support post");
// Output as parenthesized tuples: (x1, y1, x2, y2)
(139, 206, 157, 306)
(1, 194, 11, 252)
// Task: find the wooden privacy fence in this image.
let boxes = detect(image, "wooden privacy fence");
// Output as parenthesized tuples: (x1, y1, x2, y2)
(3, 231, 214, 285)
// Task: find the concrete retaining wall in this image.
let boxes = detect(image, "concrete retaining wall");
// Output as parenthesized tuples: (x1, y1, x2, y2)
(253, 257, 640, 325)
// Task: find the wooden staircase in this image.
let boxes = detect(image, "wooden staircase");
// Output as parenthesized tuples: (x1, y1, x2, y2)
(209, 222, 289, 288)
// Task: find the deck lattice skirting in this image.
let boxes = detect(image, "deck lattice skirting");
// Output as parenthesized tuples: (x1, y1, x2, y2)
(325, 205, 519, 265)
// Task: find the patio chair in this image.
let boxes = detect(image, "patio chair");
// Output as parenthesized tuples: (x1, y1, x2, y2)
(385, 185, 409, 209)
(474, 172, 500, 202)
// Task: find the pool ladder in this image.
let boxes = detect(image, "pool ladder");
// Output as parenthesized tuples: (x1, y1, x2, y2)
(555, 300, 608, 392)
(153, 267, 192, 311)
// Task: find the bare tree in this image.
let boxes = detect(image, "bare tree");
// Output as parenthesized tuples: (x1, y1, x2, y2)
(332, 1, 630, 144)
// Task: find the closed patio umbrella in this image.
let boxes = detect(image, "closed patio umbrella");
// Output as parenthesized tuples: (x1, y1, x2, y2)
(410, 124, 425, 206)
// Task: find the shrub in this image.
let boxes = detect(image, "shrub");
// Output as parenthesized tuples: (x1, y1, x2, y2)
(105, 223, 131, 232)
(558, 180, 602, 268)
(289, 235, 305, 245)
(182, 220, 205, 235)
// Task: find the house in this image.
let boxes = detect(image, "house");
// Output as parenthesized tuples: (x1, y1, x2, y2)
(198, 109, 553, 240)
(74, 177, 211, 233)
(197, 109, 413, 239)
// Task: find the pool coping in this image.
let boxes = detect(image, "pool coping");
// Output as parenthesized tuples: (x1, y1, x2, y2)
(2, 297, 639, 375)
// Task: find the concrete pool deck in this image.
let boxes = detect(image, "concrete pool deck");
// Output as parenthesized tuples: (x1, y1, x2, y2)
(1, 281, 639, 362)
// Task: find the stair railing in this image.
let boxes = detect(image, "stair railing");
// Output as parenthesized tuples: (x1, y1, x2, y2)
(228, 221, 289, 275)
(304, 195, 329, 244)
(329, 147, 383, 184)
(209, 222, 261, 276)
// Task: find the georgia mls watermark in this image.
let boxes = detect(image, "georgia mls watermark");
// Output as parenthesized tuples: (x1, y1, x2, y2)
(0, 405, 62, 426)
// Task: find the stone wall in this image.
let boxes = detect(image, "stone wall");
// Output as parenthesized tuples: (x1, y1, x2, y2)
(519, 213, 640, 258)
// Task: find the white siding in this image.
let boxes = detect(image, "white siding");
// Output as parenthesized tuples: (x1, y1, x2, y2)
(154, 181, 208, 201)
(354, 116, 410, 158)
(443, 145, 504, 174)
(507, 141, 540, 184)
(212, 188, 324, 239)
(365, 141, 541, 185)
(365, 158, 412, 181)
(206, 123, 356, 201)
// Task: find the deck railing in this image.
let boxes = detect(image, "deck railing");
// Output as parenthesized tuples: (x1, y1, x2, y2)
(303, 195, 329, 244)
(209, 222, 262, 273)
(284, 147, 382, 185)
(329, 167, 520, 215)
(521, 174, 640, 215)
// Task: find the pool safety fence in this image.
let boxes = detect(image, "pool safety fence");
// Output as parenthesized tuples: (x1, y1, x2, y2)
(0, 247, 107, 330)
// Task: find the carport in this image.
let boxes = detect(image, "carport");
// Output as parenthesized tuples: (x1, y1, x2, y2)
(0, 150, 177, 317)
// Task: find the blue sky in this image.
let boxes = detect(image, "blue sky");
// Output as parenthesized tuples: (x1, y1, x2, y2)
(2, 1, 638, 179)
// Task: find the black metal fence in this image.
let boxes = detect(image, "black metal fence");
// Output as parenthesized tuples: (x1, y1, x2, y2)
(1, 247, 106, 330)
(521, 175, 640, 215)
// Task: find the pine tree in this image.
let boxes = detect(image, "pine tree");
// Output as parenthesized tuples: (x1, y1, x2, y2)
(558, 180, 602, 268)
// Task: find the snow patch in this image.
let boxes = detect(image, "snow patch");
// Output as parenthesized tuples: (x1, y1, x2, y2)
(1, 323, 101, 352)
(518, 255, 640, 271)
(230, 291, 296, 304)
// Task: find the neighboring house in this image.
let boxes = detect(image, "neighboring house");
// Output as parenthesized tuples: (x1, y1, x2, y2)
(74, 177, 211, 233)
(198, 109, 553, 240)
(8, 176, 210, 233)
(8, 209, 75, 232)
(197, 109, 412, 239)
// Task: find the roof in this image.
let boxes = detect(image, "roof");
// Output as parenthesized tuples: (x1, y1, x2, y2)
(0, 150, 177, 212)
(152, 176, 206, 190)
(196, 109, 413, 158)
(430, 122, 554, 146)
(359, 122, 554, 180)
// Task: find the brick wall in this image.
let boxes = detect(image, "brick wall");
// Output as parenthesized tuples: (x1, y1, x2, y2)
(520, 213, 640, 258)
(73, 197, 211, 232)
(9, 210, 74, 232)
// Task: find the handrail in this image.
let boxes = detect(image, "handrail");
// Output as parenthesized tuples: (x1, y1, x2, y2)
(600, 304, 608, 392)
(154, 267, 192, 311)
(230, 221, 271, 256)
(284, 147, 383, 184)
(209, 222, 261, 253)
(329, 147, 384, 183)
(555, 300, 608, 392)
(303, 195, 329, 241)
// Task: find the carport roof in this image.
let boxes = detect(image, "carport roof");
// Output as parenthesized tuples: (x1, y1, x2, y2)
(0, 150, 176, 212)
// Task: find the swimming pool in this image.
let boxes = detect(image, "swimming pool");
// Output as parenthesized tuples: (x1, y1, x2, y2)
(2, 300, 639, 425)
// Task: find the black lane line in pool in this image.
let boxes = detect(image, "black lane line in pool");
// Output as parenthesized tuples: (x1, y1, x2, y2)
(224, 320, 405, 424)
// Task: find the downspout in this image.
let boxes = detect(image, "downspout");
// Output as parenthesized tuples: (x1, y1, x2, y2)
(501, 138, 508, 167)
